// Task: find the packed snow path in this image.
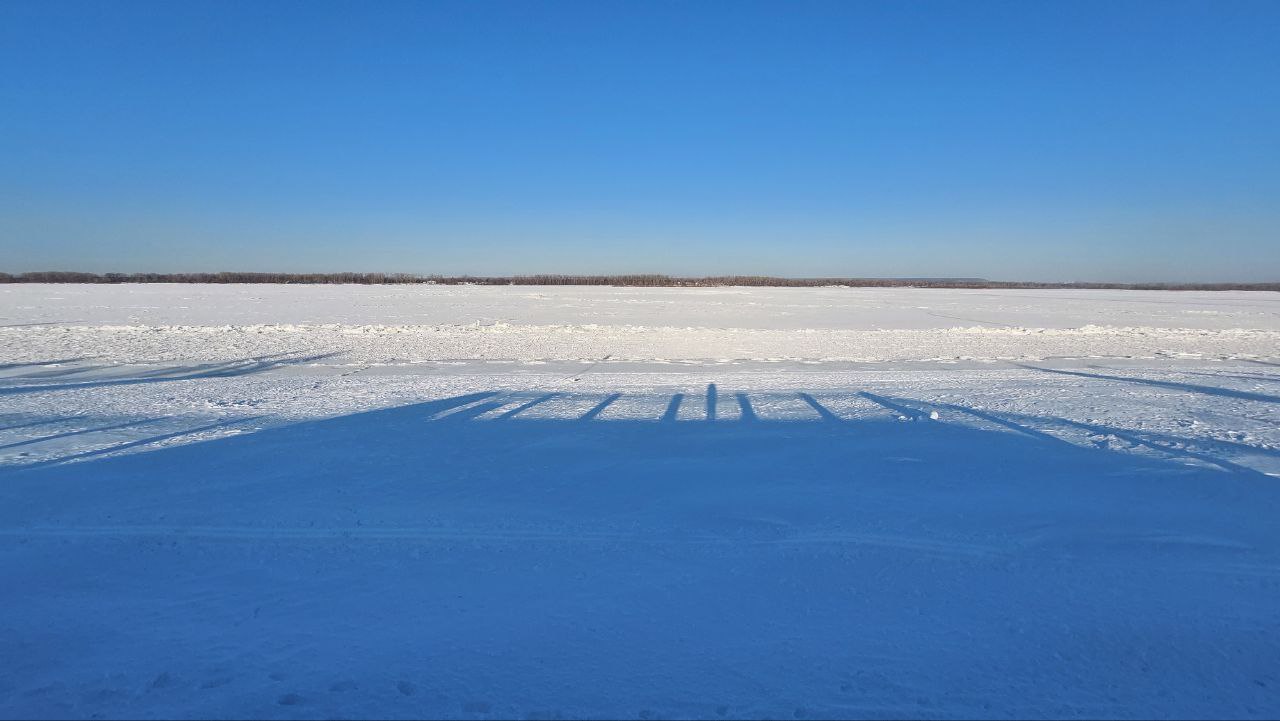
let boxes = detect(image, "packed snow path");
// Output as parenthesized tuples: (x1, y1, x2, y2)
(2, 285, 1279, 719)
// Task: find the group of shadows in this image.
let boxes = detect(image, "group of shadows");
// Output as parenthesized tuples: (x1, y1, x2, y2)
(452, 385, 835, 423)
(2, 383, 1277, 481)
(1, 353, 1278, 404)
(0, 353, 1276, 477)
(4, 358, 1279, 720)
(0, 351, 342, 395)
(0, 353, 1277, 404)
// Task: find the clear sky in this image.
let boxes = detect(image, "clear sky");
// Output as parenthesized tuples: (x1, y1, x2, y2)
(2, 0, 1278, 281)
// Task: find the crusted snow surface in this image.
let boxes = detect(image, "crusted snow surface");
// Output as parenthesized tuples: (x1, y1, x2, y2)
(2, 285, 1279, 719)
(7, 322, 1280, 366)
(5, 284, 1280, 366)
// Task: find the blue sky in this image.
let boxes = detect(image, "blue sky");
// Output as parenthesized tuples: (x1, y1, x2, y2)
(2, 0, 1278, 281)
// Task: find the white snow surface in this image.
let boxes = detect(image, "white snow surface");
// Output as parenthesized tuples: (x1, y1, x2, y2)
(2, 285, 1279, 719)
(5, 285, 1280, 366)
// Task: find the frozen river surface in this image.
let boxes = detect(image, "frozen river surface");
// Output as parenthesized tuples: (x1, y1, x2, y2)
(2, 285, 1278, 719)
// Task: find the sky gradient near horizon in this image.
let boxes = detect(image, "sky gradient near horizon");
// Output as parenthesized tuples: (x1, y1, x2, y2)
(2, 0, 1278, 282)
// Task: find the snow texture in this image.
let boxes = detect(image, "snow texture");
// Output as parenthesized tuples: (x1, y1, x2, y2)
(2, 285, 1279, 719)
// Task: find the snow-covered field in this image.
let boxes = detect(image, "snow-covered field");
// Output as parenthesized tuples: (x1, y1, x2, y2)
(2, 285, 1279, 719)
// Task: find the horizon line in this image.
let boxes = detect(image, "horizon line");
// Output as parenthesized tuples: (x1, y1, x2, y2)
(3, 271, 1278, 291)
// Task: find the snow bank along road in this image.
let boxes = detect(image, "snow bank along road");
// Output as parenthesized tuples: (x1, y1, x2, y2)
(2, 285, 1279, 719)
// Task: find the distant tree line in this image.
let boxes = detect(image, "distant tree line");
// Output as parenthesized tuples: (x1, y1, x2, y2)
(0, 271, 1276, 291)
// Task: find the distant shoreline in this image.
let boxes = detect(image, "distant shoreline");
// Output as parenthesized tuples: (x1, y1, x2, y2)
(2, 272, 1277, 291)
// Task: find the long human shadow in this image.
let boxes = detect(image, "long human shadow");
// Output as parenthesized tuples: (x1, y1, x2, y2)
(0, 357, 93, 371)
(0, 320, 85, 328)
(580, 393, 621, 421)
(2, 391, 1278, 718)
(11, 366, 98, 380)
(0, 418, 165, 451)
(1183, 371, 1280, 383)
(858, 392, 1277, 478)
(499, 392, 561, 419)
(14, 417, 264, 470)
(127, 351, 308, 380)
(857, 391, 926, 420)
(798, 392, 840, 421)
(662, 393, 683, 422)
(865, 394, 1065, 444)
(9, 363, 118, 380)
(995, 407, 1280, 476)
(0, 417, 74, 433)
(435, 395, 508, 422)
(1017, 364, 1280, 404)
(0, 351, 343, 396)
